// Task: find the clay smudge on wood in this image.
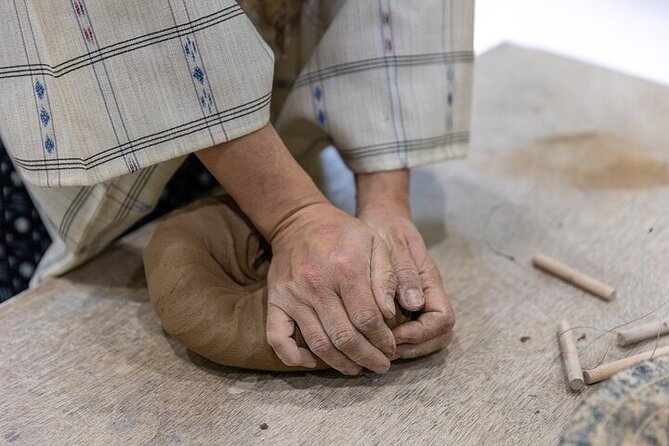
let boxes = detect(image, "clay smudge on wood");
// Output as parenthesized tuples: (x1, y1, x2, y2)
(500, 132, 669, 190)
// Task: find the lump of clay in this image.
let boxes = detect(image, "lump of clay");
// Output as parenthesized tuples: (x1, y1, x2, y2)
(144, 195, 409, 371)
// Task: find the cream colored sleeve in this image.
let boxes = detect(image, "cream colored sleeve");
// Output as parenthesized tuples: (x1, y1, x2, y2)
(0, 0, 274, 187)
(276, 0, 475, 173)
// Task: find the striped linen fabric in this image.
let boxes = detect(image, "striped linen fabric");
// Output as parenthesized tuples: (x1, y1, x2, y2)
(0, 0, 474, 285)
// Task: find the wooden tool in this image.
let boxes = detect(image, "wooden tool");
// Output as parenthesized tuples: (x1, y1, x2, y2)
(617, 319, 669, 346)
(583, 345, 669, 384)
(532, 254, 615, 301)
(558, 320, 585, 391)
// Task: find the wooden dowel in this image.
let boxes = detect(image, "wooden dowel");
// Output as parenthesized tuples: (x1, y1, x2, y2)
(558, 320, 584, 391)
(532, 254, 616, 301)
(617, 319, 669, 346)
(583, 345, 669, 384)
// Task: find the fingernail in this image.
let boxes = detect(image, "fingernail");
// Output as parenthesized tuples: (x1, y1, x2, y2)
(305, 361, 317, 369)
(406, 287, 424, 309)
(390, 353, 400, 361)
(385, 292, 396, 316)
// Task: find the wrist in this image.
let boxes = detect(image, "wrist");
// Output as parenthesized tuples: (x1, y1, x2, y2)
(197, 123, 328, 241)
(356, 169, 411, 218)
(266, 196, 331, 243)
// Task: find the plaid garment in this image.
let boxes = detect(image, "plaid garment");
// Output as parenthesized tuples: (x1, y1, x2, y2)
(0, 144, 218, 301)
(0, 0, 474, 285)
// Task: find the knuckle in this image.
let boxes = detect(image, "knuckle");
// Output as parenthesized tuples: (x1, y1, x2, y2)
(385, 270, 399, 290)
(407, 323, 430, 343)
(332, 251, 353, 266)
(351, 309, 383, 332)
(375, 269, 398, 289)
(424, 260, 444, 281)
(268, 282, 295, 302)
(434, 313, 455, 336)
(389, 231, 406, 246)
(444, 312, 456, 332)
(418, 324, 431, 341)
(271, 344, 297, 365)
(338, 280, 357, 296)
(383, 272, 400, 293)
(298, 264, 325, 289)
(435, 323, 448, 337)
(422, 319, 450, 339)
(332, 252, 359, 278)
(401, 348, 422, 359)
(267, 284, 284, 301)
(394, 264, 419, 281)
(331, 329, 358, 350)
(309, 336, 334, 356)
(338, 263, 357, 280)
(266, 329, 280, 348)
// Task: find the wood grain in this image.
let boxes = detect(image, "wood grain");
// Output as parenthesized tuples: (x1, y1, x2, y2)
(2, 45, 669, 445)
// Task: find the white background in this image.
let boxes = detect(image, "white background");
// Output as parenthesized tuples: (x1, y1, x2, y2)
(475, 0, 669, 86)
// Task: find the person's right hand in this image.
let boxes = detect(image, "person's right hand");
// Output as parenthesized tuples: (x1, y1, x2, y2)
(196, 123, 397, 375)
(266, 201, 399, 375)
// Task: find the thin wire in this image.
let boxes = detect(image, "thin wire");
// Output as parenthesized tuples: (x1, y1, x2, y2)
(557, 215, 669, 368)
(484, 202, 524, 263)
(649, 295, 669, 361)
(557, 293, 669, 370)
(643, 211, 669, 361)
(488, 203, 669, 370)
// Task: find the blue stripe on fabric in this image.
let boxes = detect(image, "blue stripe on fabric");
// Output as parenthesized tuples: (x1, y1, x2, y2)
(69, 0, 129, 171)
(81, 0, 140, 171)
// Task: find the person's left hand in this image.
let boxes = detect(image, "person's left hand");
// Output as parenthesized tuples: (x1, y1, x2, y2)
(357, 205, 455, 360)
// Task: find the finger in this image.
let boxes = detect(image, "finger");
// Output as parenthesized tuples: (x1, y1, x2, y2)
(393, 263, 455, 345)
(392, 332, 453, 360)
(337, 249, 396, 357)
(266, 304, 318, 368)
(390, 236, 424, 312)
(371, 236, 398, 319)
(314, 290, 392, 374)
(296, 307, 362, 376)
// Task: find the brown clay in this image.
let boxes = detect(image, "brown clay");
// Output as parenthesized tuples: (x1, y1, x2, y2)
(144, 195, 409, 371)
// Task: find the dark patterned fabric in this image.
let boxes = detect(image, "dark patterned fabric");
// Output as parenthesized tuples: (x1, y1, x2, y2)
(0, 140, 51, 302)
(0, 140, 217, 302)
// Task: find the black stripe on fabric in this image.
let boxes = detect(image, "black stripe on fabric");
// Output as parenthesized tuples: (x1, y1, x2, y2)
(2, 5, 239, 70)
(342, 132, 469, 160)
(0, 5, 244, 79)
(87, 165, 157, 253)
(14, 93, 271, 171)
(293, 51, 474, 88)
(58, 187, 92, 240)
(16, 92, 270, 168)
(16, 92, 271, 167)
(346, 132, 469, 153)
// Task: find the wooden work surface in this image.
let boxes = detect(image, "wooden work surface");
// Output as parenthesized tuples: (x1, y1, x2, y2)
(2, 45, 669, 446)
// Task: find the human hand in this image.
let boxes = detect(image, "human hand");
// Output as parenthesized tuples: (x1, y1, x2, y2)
(356, 170, 455, 360)
(266, 202, 400, 375)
